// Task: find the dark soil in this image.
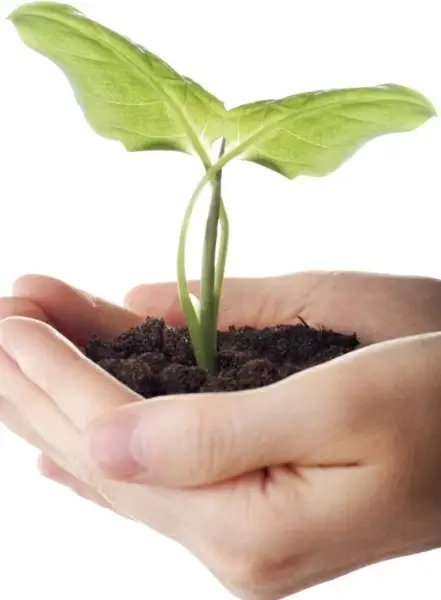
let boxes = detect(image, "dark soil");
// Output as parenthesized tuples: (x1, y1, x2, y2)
(85, 318, 358, 399)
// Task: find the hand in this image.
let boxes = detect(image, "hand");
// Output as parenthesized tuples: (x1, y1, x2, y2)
(0, 274, 144, 506)
(6, 270, 441, 490)
(2, 272, 441, 599)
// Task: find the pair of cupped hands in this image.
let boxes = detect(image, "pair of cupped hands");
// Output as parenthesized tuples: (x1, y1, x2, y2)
(1, 271, 441, 600)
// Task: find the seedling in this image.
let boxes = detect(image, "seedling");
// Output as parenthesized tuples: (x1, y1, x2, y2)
(9, 2, 436, 375)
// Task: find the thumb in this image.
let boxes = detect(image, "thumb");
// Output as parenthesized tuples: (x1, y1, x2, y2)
(85, 389, 292, 487)
(85, 357, 366, 488)
(86, 333, 441, 488)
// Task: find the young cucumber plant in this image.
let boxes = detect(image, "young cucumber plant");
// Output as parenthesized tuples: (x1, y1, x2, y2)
(9, 2, 436, 375)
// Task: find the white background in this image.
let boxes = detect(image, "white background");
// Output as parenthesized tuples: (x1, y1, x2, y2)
(0, 1, 440, 598)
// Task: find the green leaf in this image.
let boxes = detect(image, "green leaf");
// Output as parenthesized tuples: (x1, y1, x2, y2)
(8, 2, 226, 160)
(222, 84, 436, 178)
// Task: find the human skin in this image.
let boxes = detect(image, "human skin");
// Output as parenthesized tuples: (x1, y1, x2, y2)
(1, 272, 441, 599)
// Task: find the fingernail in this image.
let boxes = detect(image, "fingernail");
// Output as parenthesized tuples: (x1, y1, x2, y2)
(88, 412, 144, 479)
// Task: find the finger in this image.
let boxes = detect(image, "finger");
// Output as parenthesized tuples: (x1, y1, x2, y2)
(295, 271, 441, 345)
(0, 398, 70, 472)
(0, 316, 138, 494)
(0, 294, 114, 478)
(38, 455, 185, 536)
(0, 316, 141, 431)
(38, 455, 112, 510)
(124, 272, 441, 343)
(12, 274, 143, 346)
(0, 339, 79, 459)
(85, 332, 441, 487)
(0, 297, 50, 323)
(38, 454, 83, 483)
(124, 275, 317, 329)
(0, 317, 182, 534)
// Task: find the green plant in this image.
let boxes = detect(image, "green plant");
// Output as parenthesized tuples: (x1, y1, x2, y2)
(9, 2, 436, 374)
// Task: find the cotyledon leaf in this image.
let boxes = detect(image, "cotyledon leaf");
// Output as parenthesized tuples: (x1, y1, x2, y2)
(222, 84, 436, 178)
(8, 2, 226, 160)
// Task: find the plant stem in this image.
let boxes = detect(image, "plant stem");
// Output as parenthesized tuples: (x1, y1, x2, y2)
(176, 185, 205, 368)
(199, 139, 226, 374)
(176, 148, 229, 372)
(215, 202, 229, 317)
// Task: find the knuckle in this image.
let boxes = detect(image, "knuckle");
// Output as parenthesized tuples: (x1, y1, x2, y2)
(159, 401, 215, 483)
(182, 404, 213, 469)
(213, 528, 278, 599)
(181, 401, 232, 481)
(412, 276, 441, 321)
